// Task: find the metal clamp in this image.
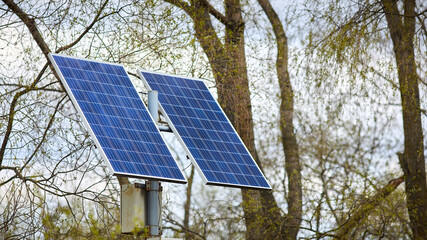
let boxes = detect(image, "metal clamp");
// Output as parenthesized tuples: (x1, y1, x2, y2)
(146, 225, 162, 237)
(145, 181, 162, 192)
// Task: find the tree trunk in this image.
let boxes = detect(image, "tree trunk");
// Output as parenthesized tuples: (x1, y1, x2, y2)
(222, 1, 285, 238)
(163, 0, 283, 238)
(381, 0, 427, 238)
(257, 0, 302, 239)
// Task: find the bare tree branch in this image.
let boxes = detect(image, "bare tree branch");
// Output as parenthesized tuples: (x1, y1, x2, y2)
(55, 0, 109, 53)
(2, 0, 51, 58)
(334, 177, 404, 239)
(199, 0, 229, 27)
(0, 63, 48, 166)
(163, 0, 191, 15)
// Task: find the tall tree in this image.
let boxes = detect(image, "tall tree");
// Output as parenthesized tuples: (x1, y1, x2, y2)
(161, 0, 287, 238)
(304, 0, 426, 238)
(0, 0, 186, 237)
(0, 0, 126, 237)
(381, 0, 427, 238)
(257, 0, 302, 238)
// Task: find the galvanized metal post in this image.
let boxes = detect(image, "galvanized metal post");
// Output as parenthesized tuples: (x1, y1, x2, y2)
(147, 91, 161, 237)
(148, 91, 159, 124)
(146, 180, 161, 236)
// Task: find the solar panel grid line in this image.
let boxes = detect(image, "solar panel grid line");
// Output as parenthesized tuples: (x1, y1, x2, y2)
(138, 70, 271, 189)
(49, 53, 186, 183)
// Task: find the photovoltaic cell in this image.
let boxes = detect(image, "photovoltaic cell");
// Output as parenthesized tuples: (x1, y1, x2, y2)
(49, 54, 186, 183)
(139, 71, 271, 189)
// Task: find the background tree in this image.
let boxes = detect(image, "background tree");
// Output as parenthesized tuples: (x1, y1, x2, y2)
(0, 0, 195, 237)
(381, 0, 427, 238)
(257, 0, 302, 238)
(303, 0, 426, 238)
(158, 0, 290, 238)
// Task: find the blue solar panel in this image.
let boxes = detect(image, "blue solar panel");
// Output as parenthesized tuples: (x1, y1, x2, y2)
(139, 71, 271, 189)
(49, 54, 186, 183)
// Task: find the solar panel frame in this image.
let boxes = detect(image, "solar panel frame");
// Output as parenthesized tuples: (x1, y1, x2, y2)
(49, 53, 186, 184)
(138, 70, 271, 190)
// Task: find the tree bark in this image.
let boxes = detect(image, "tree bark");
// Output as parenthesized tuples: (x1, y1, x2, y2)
(257, 0, 302, 239)
(381, 0, 427, 239)
(163, 0, 283, 238)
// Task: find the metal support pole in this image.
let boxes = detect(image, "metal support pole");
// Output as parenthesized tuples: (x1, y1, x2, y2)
(146, 181, 161, 236)
(148, 91, 159, 124)
(147, 90, 172, 133)
(147, 91, 161, 237)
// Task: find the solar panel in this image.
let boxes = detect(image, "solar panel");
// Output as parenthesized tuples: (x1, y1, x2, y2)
(49, 54, 186, 183)
(138, 71, 271, 189)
